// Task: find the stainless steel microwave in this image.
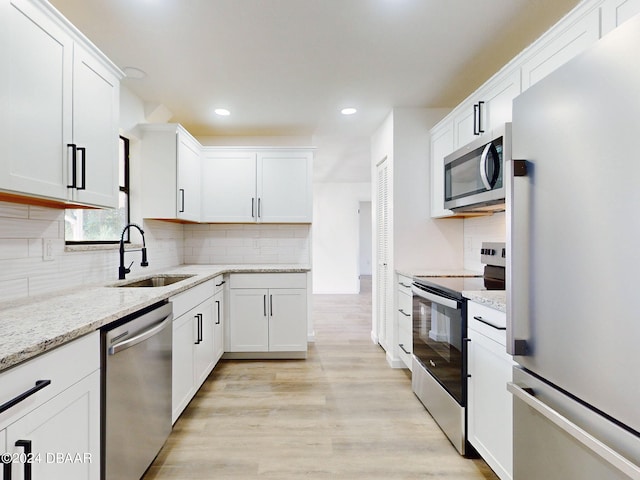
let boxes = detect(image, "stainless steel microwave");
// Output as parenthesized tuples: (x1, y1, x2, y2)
(444, 123, 511, 212)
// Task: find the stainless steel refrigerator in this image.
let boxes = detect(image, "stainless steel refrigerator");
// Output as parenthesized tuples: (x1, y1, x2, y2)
(507, 12, 640, 480)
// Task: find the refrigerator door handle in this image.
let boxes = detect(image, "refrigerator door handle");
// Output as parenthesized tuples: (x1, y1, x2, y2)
(508, 382, 640, 479)
(506, 158, 530, 356)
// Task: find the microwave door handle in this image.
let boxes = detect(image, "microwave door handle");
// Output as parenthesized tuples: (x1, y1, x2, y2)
(479, 143, 493, 190)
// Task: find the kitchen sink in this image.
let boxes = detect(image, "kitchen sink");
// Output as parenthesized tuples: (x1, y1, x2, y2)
(114, 274, 195, 288)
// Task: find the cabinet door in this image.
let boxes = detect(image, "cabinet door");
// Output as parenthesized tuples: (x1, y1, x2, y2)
(229, 289, 269, 352)
(452, 99, 478, 149)
(177, 132, 202, 221)
(268, 289, 307, 352)
(213, 289, 224, 364)
(6, 370, 100, 480)
(482, 68, 521, 130)
(397, 290, 412, 370)
(172, 312, 196, 423)
(194, 298, 215, 388)
(71, 44, 120, 208)
(521, 7, 600, 91)
(429, 121, 455, 218)
(257, 151, 313, 223)
(467, 329, 513, 480)
(201, 151, 257, 222)
(601, 0, 640, 34)
(0, 0, 73, 201)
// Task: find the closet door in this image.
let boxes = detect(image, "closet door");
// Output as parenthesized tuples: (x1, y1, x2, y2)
(375, 158, 390, 350)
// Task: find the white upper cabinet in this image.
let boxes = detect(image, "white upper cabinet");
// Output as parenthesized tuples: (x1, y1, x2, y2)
(0, 0, 121, 208)
(520, 5, 600, 90)
(601, 0, 640, 33)
(201, 148, 313, 223)
(429, 121, 455, 218)
(201, 150, 257, 223)
(257, 150, 313, 223)
(140, 124, 202, 222)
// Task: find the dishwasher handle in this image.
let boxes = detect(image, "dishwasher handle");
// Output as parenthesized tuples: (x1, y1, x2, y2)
(108, 314, 173, 355)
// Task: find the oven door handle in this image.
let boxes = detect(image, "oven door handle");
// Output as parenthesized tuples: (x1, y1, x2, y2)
(411, 285, 459, 309)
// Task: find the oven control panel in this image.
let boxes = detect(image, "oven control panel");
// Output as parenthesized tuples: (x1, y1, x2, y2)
(481, 242, 506, 267)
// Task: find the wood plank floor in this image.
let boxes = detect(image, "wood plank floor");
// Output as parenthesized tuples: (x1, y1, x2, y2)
(144, 278, 498, 479)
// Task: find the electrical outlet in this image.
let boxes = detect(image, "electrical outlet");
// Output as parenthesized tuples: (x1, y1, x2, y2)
(43, 238, 54, 261)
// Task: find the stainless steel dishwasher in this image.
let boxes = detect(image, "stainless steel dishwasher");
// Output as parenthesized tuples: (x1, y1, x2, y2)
(102, 301, 173, 480)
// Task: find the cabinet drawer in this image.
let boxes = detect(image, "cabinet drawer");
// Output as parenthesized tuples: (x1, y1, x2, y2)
(398, 290, 412, 317)
(170, 279, 214, 318)
(467, 301, 506, 346)
(229, 273, 307, 289)
(212, 274, 226, 294)
(397, 274, 413, 296)
(0, 332, 99, 427)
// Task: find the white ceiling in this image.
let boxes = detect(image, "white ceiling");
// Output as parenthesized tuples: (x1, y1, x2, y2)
(50, 0, 579, 182)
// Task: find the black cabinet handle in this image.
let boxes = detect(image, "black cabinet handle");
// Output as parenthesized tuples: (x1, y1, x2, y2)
(263, 295, 267, 317)
(398, 309, 410, 317)
(67, 143, 77, 188)
(215, 300, 221, 325)
(258, 198, 261, 218)
(399, 344, 410, 355)
(270, 295, 273, 317)
(76, 146, 86, 190)
(0, 380, 52, 414)
(473, 315, 506, 330)
(473, 104, 479, 135)
(194, 313, 202, 344)
(251, 198, 255, 218)
(477, 101, 485, 134)
(14, 440, 31, 480)
(215, 280, 226, 287)
(179, 189, 185, 213)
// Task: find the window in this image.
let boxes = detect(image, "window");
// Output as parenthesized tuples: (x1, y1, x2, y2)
(65, 136, 130, 244)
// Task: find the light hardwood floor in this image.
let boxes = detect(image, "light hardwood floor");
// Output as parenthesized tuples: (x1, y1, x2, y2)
(144, 278, 498, 479)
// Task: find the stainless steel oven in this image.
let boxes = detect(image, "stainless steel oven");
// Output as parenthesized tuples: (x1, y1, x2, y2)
(411, 280, 468, 454)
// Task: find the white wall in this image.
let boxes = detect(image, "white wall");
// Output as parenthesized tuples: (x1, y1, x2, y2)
(359, 201, 372, 276)
(464, 212, 506, 271)
(312, 182, 371, 294)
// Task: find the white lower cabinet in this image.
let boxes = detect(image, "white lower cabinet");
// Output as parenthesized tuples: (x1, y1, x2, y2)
(213, 277, 226, 364)
(170, 279, 220, 423)
(396, 274, 413, 370)
(467, 301, 514, 480)
(228, 273, 307, 356)
(0, 332, 101, 480)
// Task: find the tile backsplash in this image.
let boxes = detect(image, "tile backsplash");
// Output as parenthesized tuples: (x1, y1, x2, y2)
(184, 224, 311, 265)
(0, 201, 183, 302)
(0, 200, 310, 302)
(463, 211, 506, 272)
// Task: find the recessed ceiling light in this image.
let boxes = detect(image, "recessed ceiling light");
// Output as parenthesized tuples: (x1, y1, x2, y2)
(214, 108, 231, 116)
(341, 107, 357, 115)
(122, 66, 147, 79)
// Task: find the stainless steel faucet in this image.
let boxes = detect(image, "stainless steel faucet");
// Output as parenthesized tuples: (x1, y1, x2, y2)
(118, 223, 149, 279)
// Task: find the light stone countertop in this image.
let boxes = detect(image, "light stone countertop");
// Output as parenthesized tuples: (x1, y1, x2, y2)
(0, 264, 310, 373)
(463, 290, 506, 313)
(396, 269, 482, 279)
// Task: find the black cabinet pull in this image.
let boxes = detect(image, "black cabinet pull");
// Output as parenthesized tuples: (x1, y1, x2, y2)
(477, 101, 485, 134)
(0, 380, 52, 414)
(77, 146, 86, 190)
(67, 143, 77, 188)
(473, 315, 506, 330)
(179, 189, 185, 213)
(263, 295, 267, 317)
(258, 198, 261, 218)
(215, 300, 221, 325)
(215, 280, 226, 287)
(399, 344, 410, 355)
(270, 295, 273, 317)
(473, 104, 479, 135)
(194, 313, 202, 344)
(251, 198, 255, 218)
(14, 440, 31, 480)
(398, 308, 410, 317)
